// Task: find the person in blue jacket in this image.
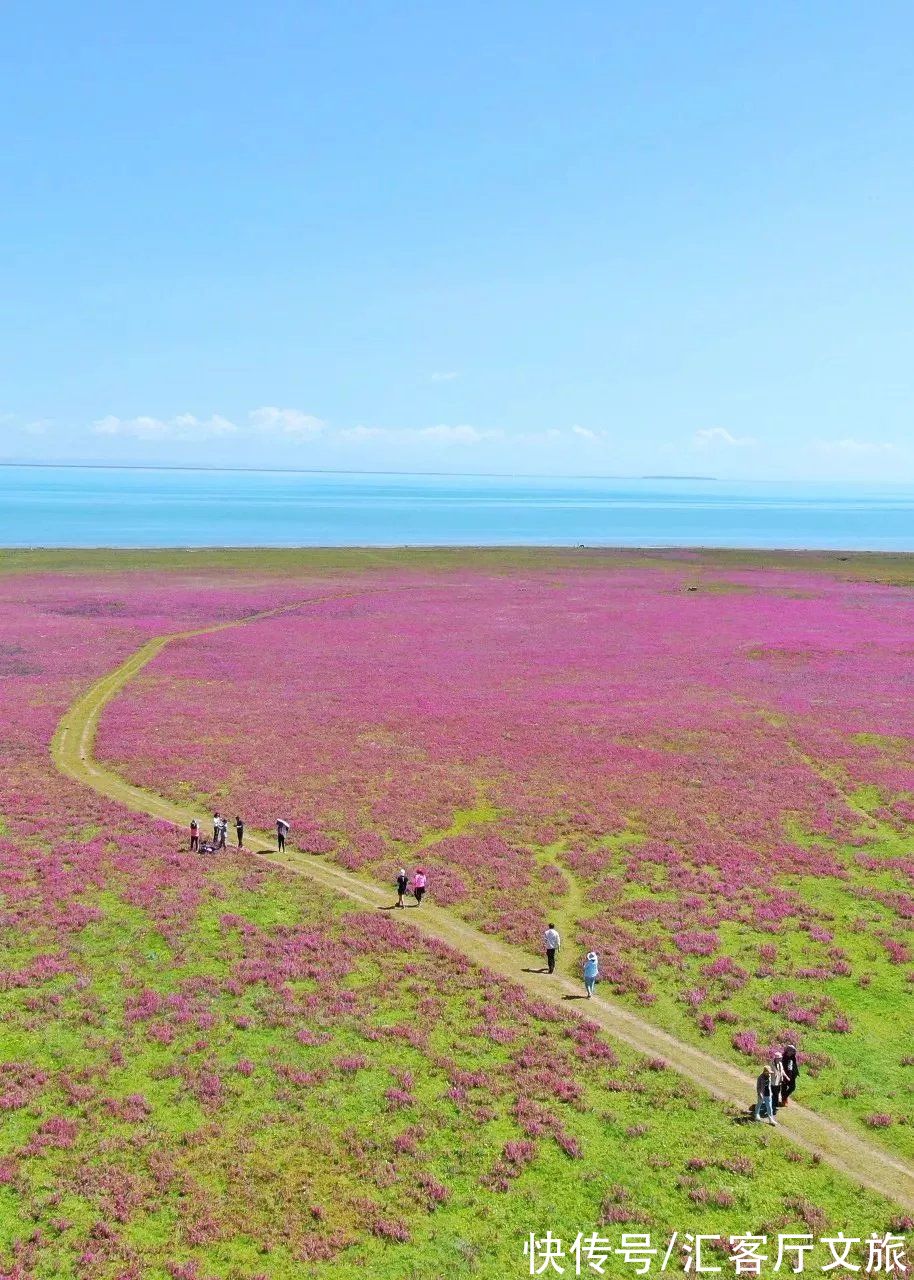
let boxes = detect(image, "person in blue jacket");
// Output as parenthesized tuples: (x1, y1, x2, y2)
(583, 951, 599, 998)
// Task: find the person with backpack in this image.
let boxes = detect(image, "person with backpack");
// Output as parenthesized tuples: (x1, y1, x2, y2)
(395, 868, 408, 908)
(543, 923, 561, 974)
(412, 869, 427, 905)
(755, 1065, 777, 1124)
(235, 816, 245, 849)
(276, 819, 290, 852)
(189, 818, 199, 852)
(780, 1044, 800, 1106)
(583, 951, 599, 998)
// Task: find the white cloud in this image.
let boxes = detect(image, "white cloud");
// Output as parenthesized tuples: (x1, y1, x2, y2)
(508, 428, 555, 444)
(814, 437, 896, 456)
(429, 370, 458, 382)
(23, 419, 51, 436)
(693, 427, 756, 449)
(91, 414, 236, 440)
(338, 425, 385, 441)
(90, 408, 327, 443)
(248, 406, 326, 438)
(418, 424, 496, 444)
(92, 415, 165, 438)
(335, 422, 498, 445)
(174, 413, 236, 436)
(77, 411, 611, 456)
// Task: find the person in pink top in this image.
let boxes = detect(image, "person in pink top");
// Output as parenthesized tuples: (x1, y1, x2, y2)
(412, 869, 427, 905)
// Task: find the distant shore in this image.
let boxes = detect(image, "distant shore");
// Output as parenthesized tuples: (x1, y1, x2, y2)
(0, 459, 719, 482)
(4, 545, 914, 590)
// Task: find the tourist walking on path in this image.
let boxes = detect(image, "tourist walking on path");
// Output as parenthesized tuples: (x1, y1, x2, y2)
(235, 816, 245, 849)
(755, 1065, 777, 1125)
(396, 868, 409, 908)
(769, 1056, 785, 1117)
(276, 819, 290, 852)
(413, 869, 427, 905)
(543, 924, 561, 973)
(189, 818, 199, 852)
(583, 950, 599, 997)
(780, 1044, 800, 1106)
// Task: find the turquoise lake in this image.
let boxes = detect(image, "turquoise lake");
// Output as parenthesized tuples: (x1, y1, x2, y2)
(2, 466, 914, 549)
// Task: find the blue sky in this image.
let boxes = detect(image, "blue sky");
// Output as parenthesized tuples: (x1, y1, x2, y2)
(2, 1, 913, 479)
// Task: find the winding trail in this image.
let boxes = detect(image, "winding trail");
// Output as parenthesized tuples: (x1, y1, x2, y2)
(50, 598, 914, 1213)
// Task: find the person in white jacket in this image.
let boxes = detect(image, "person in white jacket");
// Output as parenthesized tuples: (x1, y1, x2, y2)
(543, 924, 561, 974)
(769, 1055, 786, 1117)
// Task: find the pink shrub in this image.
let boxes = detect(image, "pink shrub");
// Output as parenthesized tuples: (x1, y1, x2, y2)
(866, 1113, 894, 1129)
(2, 557, 913, 1279)
(731, 1030, 761, 1057)
(88, 562, 914, 1089)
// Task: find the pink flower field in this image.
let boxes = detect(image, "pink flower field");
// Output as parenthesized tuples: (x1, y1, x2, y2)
(0, 553, 911, 1277)
(94, 561, 914, 1151)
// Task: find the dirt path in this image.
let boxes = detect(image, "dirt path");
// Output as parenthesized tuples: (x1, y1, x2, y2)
(50, 604, 914, 1213)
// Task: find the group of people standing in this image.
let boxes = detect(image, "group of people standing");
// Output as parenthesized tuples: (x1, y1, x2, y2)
(542, 924, 599, 998)
(395, 867, 427, 907)
(188, 820, 431, 916)
(189, 813, 245, 851)
(189, 814, 289, 853)
(755, 1045, 800, 1124)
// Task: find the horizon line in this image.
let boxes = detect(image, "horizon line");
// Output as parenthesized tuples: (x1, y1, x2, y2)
(0, 460, 720, 482)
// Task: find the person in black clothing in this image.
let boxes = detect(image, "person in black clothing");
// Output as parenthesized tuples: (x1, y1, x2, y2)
(780, 1044, 800, 1106)
(395, 868, 408, 908)
(235, 816, 244, 849)
(754, 1065, 777, 1124)
(276, 819, 289, 852)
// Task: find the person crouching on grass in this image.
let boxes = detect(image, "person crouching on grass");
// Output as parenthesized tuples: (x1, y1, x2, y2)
(755, 1065, 777, 1125)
